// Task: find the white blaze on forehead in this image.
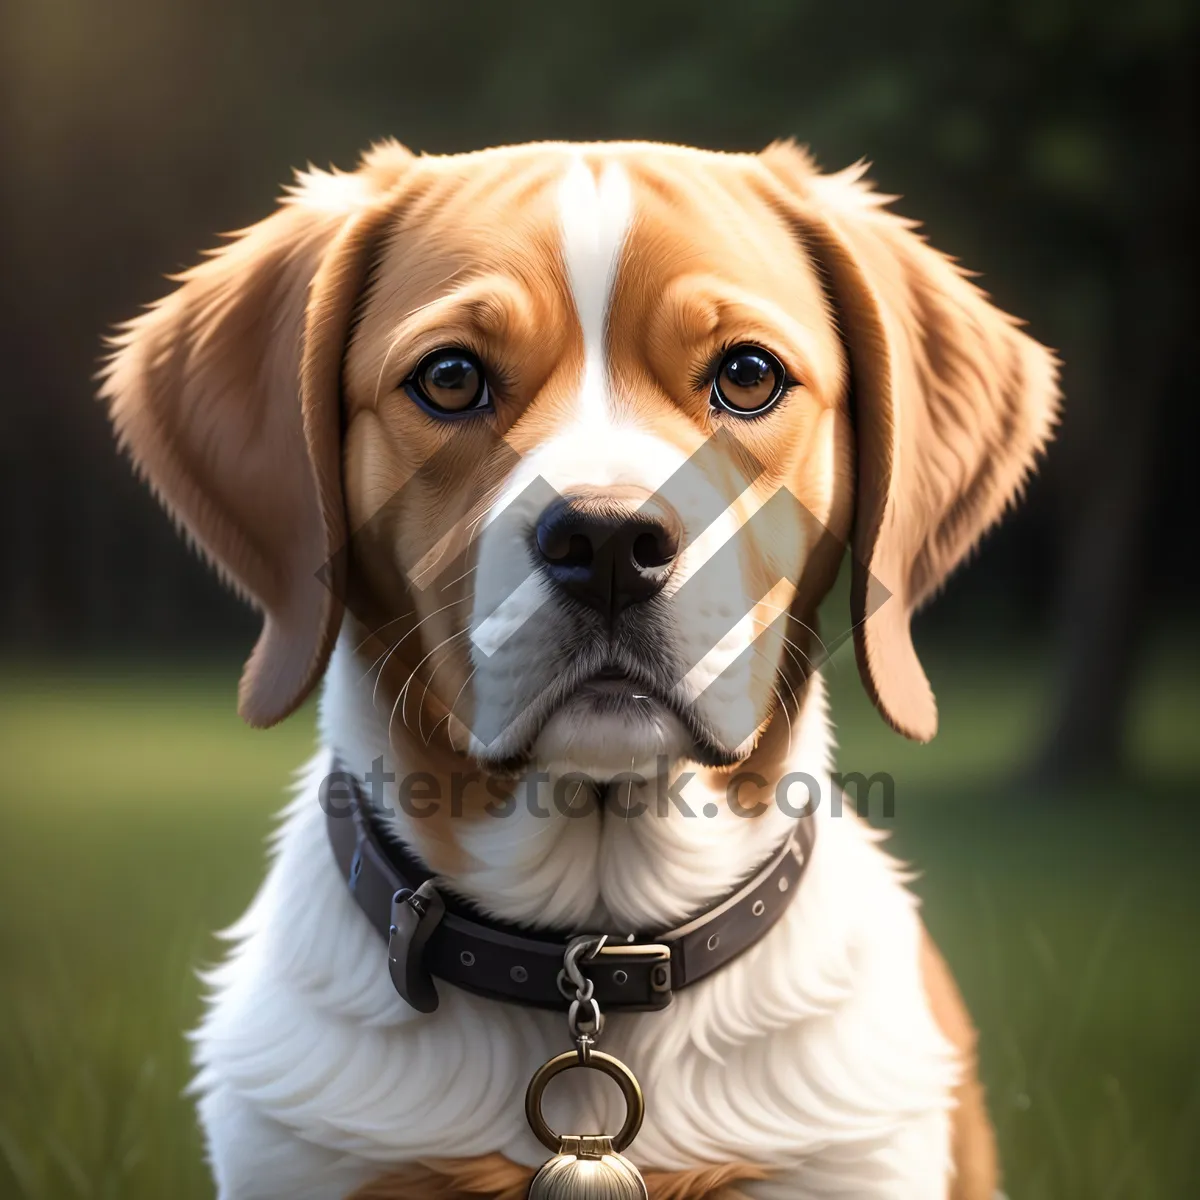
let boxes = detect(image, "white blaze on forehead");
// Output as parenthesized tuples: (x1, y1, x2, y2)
(556, 156, 633, 425)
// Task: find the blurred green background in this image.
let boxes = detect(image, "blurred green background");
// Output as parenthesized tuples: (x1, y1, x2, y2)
(1, 2, 1198, 1198)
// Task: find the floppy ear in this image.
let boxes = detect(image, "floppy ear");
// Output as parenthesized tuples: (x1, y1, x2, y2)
(101, 147, 411, 726)
(761, 142, 1059, 741)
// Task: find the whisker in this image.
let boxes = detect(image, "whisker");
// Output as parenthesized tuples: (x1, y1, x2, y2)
(567, 779, 585, 817)
(416, 628, 473, 742)
(458, 475, 517, 553)
(758, 643, 802, 714)
(775, 684, 795, 758)
(361, 594, 472, 695)
(749, 643, 798, 759)
(411, 478, 512, 586)
(749, 644, 798, 762)
(423, 663, 479, 747)
(789, 619, 833, 669)
(353, 611, 416, 655)
(750, 613, 817, 677)
(389, 627, 469, 746)
(752, 598, 833, 666)
(437, 563, 478, 591)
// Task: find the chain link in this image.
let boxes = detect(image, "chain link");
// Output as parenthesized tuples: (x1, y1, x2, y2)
(560, 934, 607, 1061)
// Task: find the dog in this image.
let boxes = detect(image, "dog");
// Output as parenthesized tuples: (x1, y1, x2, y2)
(102, 139, 1057, 1200)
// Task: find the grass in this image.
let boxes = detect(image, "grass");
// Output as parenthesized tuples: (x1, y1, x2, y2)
(1, 646, 1198, 1199)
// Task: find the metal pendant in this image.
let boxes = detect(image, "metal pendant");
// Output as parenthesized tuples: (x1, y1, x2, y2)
(525, 1050, 648, 1200)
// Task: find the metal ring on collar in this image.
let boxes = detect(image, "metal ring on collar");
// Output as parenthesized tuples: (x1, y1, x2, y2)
(524, 1050, 645, 1153)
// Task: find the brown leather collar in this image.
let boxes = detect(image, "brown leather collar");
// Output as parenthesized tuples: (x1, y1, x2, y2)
(327, 761, 814, 1014)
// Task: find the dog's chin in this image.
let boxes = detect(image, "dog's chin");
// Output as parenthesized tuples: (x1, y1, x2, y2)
(532, 690, 691, 781)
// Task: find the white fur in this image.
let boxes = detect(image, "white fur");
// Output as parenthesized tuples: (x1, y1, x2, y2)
(556, 155, 633, 427)
(191, 640, 960, 1198)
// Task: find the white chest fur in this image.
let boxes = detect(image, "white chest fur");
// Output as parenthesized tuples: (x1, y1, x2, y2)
(191, 643, 959, 1199)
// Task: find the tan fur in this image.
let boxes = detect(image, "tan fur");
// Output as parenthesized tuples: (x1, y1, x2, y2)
(761, 141, 1060, 741)
(919, 929, 998, 1200)
(346, 1154, 531, 1200)
(347, 1154, 767, 1200)
(100, 149, 413, 727)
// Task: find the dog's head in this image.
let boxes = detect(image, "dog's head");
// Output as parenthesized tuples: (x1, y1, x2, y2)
(103, 140, 1057, 783)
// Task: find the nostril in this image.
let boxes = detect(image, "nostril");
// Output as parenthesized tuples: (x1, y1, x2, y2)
(631, 528, 676, 570)
(536, 520, 593, 568)
(563, 533, 593, 568)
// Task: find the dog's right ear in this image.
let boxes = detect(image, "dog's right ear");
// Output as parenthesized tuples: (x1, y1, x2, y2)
(760, 142, 1059, 742)
(101, 144, 412, 726)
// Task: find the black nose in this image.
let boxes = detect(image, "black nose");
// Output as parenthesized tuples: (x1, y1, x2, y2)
(534, 490, 683, 619)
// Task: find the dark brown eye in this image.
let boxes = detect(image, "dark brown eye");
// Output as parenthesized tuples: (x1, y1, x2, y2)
(711, 345, 787, 416)
(407, 348, 491, 416)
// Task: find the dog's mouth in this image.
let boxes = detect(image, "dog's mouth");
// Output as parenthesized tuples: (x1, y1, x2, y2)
(478, 651, 742, 774)
(570, 664, 659, 711)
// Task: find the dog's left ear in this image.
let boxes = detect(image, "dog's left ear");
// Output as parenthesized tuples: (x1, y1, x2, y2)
(101, 145, 412, 726)
(761, 142, 1060, 741)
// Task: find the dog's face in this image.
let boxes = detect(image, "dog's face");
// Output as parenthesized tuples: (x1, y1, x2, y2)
(104, 140, 1058, 886)
(337, 148, 850, 780)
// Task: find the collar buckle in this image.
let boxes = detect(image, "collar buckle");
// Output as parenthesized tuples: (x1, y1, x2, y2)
(591, 942, 673, 1010)
(387, 880, 445, 1013)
